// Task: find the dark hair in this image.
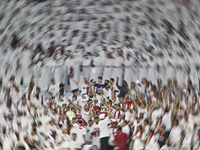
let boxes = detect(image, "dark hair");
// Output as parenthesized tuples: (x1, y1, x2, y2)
(89, 119, 93, 123)
(72, 133, 77, 136)
(144, 119, 149, 124)
(37, 121, 42, 125)
(72, 95, 77, 99)
(161, 125, 166, 130)
(16, 145, 26, 150)
(94, 117, 99, 120)
(149, 129, 154, 134)
(35, 93, 39, 99)
(98, 77, 102, 80)
(118, 126, 122, 131)
(124, 120, 128, 125)
(58, 123, 63, 128)
(110, 78, 115, 82)
(36, 86, 41, 91)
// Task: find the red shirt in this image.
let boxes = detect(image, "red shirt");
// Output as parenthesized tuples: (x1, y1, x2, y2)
(114, 131, 128, 150)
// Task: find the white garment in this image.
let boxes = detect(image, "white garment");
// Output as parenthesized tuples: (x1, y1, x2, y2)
(99, 117, 111, 138)
(169, 125, 182, 146)
(122, 125, 130, 137)
(124, 57, 135, 87)
(108, 128, 117, 146)
(162, 111, 172, 132)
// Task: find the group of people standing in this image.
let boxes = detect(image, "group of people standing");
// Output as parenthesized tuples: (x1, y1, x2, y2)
(1, 0, 200, 150)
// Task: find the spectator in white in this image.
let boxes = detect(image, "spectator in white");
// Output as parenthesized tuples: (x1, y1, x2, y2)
(79, 94, 89, 107)
(108, 121, 118, 150)
(104, 83, 112, 99)
(109, 78, 116, 92)
(142, 119, 150, 139)
(161, 107, 172, 137)
(122, 120, 130, 137)
(112, 104, 124, 120)
(48, 78, 59, 98)
(90, 117, 100, 149)
(55, 87, 67, 107)
(53, 83, 65, 98)
(144, 129, 160, 150)
(7, 75, 20, 104)
(68, 89, 81, 105)
(71, 77, 90, 95)
(99, 103, 111, 150)
(85, 119, 93, 144)
(76, 121, 86, 148)
(68, 133, 81, 150)
(169, 119, 182, 148)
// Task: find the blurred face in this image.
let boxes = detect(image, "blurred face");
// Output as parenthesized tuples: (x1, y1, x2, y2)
(94, 118, 99, 124)
(77, 115, 81, 119)
(62, 129, 67, 134)
(84, 79, 89, 84)
(44, 111, 48, 115)
(72, 118, 76, 124)
(84, 105, 89, 111)
(72, 96, 77, 101)
(51, 80, 55, 84)
(73, 91, 78, 96)
(88, 92, 93, 97)
(52, 109, 56, 115)
(110, 79, 114, 85)
(98, 89, 102, 94)
(89, 121, 93, 126)
(122, 81, 126, 87)
(72, 134, 77, 141)
(116, 105, 120, 110)
(131, 82, 135, 88)
(98, 78, 102, 83)
(22, 98, 26, 105)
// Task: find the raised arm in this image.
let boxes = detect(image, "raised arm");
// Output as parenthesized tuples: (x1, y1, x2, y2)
(90, 83, 96, 96)
(116, 77, 120, 89)
(71, 101, 81, 112)
(71, 78, 79, 85)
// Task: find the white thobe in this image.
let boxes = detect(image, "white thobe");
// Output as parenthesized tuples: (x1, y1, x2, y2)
(124, 58, 135, 87)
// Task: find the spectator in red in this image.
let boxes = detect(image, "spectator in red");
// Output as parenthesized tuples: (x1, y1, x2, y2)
(114, 126, 129, 150)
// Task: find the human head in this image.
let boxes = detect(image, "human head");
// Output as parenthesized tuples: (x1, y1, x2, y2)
(88, 119, 93, 127)
(98, 77, 102, 83)
(72, 117, 76, 124)
(72, 89, 78, 96)
(122, 80, 128, 87)
(118, 126, 122, 131)
(51, 78, 55, 84)
(97, 88, 103, 95)
(84, 77, 89, 84)
(116, 104, 121, 111)
(36, 87, 41, 94)
(72, 95, 77, 101)
(160, 125, 166, 133)
(110, 78, 114, 85)
(72, 133, 77, 141)
(84, 104, 89, 111)
(94, 117, 99, 124)
(112, 122, 118, 128)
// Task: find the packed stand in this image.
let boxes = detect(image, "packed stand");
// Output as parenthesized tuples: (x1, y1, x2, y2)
(1, 0, 200, 150)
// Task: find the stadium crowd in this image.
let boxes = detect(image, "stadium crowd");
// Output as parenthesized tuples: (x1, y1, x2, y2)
(1, 0, 200, 150)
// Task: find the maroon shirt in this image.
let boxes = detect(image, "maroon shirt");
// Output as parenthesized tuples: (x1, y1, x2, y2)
(114, 131, 128, 150)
